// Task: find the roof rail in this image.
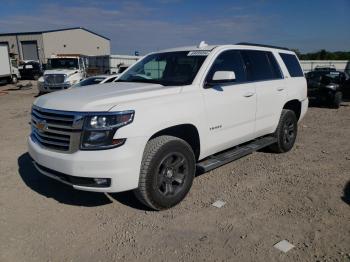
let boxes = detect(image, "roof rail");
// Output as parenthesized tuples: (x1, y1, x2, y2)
(236, 42, 290, 51)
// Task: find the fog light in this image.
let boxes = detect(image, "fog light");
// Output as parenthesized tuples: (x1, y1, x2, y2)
(93, 178, 109, 185)
(112, 138, 126, 146)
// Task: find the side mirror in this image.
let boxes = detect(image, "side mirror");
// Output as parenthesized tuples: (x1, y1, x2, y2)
(212, 71, 236, 81)
(205, 71, 236, 88)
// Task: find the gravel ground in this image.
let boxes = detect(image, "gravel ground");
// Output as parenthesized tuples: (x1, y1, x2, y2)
(0, 81, 349, 262)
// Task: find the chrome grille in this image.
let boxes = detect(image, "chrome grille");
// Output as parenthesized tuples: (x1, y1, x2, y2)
(44, 74, 65, 85)
(31, 106, 84, 153)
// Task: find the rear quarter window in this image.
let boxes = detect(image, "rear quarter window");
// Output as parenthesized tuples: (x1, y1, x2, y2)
(279, 53, 304, 77)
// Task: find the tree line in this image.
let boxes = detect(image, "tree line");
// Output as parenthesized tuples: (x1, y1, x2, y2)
(292, 49, 350, 60)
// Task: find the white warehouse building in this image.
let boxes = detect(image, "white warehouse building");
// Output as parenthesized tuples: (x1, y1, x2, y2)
(0, 27, 110, 64)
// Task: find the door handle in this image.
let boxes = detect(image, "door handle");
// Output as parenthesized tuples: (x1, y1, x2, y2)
(243, 92, 255, 97)
(277, 87, 285, 91)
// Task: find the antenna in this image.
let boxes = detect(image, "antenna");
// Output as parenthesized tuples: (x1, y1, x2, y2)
(198, 41, 208, 48)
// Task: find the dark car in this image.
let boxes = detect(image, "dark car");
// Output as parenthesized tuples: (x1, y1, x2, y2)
(314, 66, 337, 72)
(306, 70, 350, 108)
(19, 60, 43, 80)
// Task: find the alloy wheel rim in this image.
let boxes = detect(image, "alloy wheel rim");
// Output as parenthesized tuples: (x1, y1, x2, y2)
(283, 118, 295, 145)
(157, 152, 188, 197)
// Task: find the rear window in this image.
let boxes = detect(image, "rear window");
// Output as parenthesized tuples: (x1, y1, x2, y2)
(241, 50, 283, 81)
(279, 53, 304, 77)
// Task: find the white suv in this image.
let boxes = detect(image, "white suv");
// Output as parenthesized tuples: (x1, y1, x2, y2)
(28, 42, 308, 210)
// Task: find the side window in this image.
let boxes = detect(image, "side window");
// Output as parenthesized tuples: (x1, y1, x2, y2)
(79, 58, 84, 70)
(206, 50, 246, 83)
(11, 60, 17, 68)
(279, 53, 304, 77)
(266, 52, 283, 79)
(241, 50, 277, 81)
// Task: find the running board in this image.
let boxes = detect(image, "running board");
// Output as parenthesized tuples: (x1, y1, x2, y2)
(196, 136, 277, 173)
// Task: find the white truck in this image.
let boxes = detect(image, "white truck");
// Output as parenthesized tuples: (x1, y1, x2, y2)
(28, 42, 308, 210)
(37, 54, 87, 94)
(0, 44, 20, 84)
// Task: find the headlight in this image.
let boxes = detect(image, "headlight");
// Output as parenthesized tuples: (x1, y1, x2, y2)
(80, 111, 134, 150)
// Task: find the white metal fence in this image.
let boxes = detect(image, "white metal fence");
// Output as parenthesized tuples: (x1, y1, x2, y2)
(300, 60, 350, 74)
(110, 55, 141, 73)
(87, 55, 141, 75)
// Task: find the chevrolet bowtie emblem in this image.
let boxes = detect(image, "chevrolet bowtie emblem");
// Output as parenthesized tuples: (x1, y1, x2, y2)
(36, 120, 47, 131)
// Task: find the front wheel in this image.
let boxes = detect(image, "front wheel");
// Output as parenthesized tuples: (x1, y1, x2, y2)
(134, 135, 195, 210)
(269, 109, 298, 153)
(11, 75, 18, 84)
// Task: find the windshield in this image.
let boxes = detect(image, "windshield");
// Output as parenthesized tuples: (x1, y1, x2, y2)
(118, 51, 208, 86)
(47, 58, 79, 70)
(73, 77, 107, 87)
(307, 71, 344, 84)
(321, 72, 342, 84)
(306, 71, 329, 80)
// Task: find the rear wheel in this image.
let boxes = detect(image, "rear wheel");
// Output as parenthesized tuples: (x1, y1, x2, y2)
(269, 109, 298, 153)
(134, 135, 195, 210)
(332, 91, 342, 109)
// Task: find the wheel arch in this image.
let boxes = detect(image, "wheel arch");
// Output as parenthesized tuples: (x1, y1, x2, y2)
(283, 99, 302, 120)
(149, 124, 201, 161)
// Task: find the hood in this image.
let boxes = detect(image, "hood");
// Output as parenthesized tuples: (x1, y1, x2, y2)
(34, 82, 181, 112)
(44, 69, 79, 77)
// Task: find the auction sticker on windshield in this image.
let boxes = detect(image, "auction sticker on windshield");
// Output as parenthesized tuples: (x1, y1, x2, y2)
(187, 51, 211, 56)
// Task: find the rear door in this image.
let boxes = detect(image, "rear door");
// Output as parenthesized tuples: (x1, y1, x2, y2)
(202, 50, 256, 153)
(241, 50, 286, 137)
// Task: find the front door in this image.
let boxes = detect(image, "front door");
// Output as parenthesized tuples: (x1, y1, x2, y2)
(202, 50, 256, 154)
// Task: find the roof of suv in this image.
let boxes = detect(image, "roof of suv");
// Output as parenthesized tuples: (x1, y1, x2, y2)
(158, 42, 292, 53)
(160, 45, 218, 52)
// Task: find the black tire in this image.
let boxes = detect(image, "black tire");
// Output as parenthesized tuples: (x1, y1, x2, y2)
(332, 91, 342, 109)
(33, 74, 40, 80)
(134, 135, 196, 210)
(6, 76, 12, 84)
(269, 109, 298, 153)
(11, 75, 18, 84)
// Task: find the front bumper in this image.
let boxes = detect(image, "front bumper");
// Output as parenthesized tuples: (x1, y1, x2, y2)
(33, 162, 112, 188)
(38, 83, 71, 92)
(28, 135, 147, 193)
